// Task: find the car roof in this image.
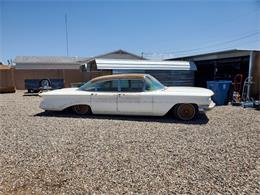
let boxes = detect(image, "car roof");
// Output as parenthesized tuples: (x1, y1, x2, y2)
(91, 74, 147, 82)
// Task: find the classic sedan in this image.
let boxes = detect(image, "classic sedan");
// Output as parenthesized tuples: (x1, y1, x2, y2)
(39, 74, 215, 120)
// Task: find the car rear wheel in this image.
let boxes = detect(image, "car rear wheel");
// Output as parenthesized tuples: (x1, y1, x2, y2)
(174, 104, 197, 120)
(73, 105, 91, 115)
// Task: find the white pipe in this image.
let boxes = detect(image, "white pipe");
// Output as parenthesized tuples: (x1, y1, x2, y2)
(247, 51, 254, 100)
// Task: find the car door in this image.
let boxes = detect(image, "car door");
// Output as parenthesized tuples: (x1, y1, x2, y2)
(117, 79, 153, 115)
(90, 79, 119, 114)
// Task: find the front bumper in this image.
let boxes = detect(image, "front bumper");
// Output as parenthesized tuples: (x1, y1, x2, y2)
(198, 100, 216, 111)
(39, 100, 50, 110)
(39, 100, 59, 111)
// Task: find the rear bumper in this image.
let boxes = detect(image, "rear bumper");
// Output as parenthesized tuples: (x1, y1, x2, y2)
(198, 100, 216, 112)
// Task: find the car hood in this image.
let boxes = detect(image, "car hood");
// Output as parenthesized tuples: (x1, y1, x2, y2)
(39, 88, 81, 96)
(164, 87, 214, 96)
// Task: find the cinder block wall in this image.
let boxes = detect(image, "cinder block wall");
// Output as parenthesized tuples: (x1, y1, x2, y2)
(13, 69, 112, 90)
(14, 69, 64, 89)
(0, 67, 15, 93)
(82, 71, 112, 82)
(62, 69, 85, 87)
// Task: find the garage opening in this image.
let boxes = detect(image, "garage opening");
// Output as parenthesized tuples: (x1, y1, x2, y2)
(194, 56, 249, 88)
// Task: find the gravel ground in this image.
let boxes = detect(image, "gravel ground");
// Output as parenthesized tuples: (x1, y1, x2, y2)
(0, 90, 259, 194)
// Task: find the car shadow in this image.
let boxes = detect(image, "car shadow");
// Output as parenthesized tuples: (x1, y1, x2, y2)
(34, 110, 209, 125)
(23, 92, 39, 96)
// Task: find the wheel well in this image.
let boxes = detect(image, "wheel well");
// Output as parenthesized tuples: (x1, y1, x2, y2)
(167, 103, 198, 115)
(66, 104, 92, 113)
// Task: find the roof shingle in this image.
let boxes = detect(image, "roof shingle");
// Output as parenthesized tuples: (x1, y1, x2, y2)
(14, 56, 88, 64)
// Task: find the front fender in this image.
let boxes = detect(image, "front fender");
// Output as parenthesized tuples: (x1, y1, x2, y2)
(40, 95, 91, 111)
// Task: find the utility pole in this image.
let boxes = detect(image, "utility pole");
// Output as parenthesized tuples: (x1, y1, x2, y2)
(65, 14, 69, 56)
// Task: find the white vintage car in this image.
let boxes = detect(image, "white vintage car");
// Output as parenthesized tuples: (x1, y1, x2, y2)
(39, 74, 215, 120)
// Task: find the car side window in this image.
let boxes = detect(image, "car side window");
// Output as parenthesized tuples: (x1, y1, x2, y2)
(95, 80, 119, 92)
(120, 79, 144, 92)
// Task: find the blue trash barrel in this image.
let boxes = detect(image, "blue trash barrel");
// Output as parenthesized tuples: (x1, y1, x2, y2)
(207, 80, 232, 105)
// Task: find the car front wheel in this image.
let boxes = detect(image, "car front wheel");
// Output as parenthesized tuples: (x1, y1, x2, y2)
(73, 105, 91, 115)
(174, 104, 197, 120)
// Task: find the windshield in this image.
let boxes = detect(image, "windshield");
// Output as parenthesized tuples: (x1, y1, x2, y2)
(79, 81, 94, 91)
(144, 75, 165, 91)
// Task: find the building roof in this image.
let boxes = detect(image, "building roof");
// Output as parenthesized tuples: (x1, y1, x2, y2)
(88, 58, 196, 71)
(94, 49, 145, 60)
(91, 74, 146, 82)
(14, 56, 87, 65)
(14, 49, 144, 68)
(166, 49, 260, 61)
(78, 49, 145, 63)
